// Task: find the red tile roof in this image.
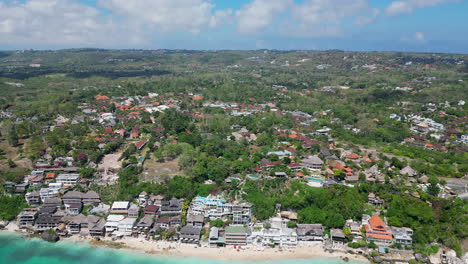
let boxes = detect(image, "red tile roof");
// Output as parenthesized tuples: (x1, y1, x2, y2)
(369, 214, 387, 231)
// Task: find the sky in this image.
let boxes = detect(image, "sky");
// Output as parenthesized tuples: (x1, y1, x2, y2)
(0, 0, 467, 53)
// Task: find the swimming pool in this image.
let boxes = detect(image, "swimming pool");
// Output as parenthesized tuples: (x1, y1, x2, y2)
(307, 178, 323, 182)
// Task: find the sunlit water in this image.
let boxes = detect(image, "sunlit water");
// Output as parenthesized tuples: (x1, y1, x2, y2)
(0, 232, 366, 264)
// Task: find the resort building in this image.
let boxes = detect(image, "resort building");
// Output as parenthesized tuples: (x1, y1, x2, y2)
(105, 214, 126, 233)
(225, 226, 250, 245)
(56, 174, 80, 186)
(331, 229, 346, 242)
(25, 191, 41, 206)
(110, 201, 130, 214)
(250, 218, 297, 247)
(160, 198, 183, 215)
(178, 225, 202, 244)
(363, 214, 393, 244)
(391, 226, 413, 245)
(296, 224, 324, 241)
(301, 155, 324, 171)
(117, 217, 137, 236)
(35, 215, 62, 231)
(135, 215, 154, 233)
(17, 208, 38, 228)
(209, 227, 226, 247)
(189, 195, 252, 224)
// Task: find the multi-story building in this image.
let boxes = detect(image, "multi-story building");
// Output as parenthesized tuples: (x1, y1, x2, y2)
(160, 198, 183, 215)
(301, 155, 324, 171)
(25, 191, 41, 206)
(189, 195, 252, 224)
(225, 226, 250, 245)
(56, 174, 80, 186)
(363, 214, 393, 244)
(296, 224, 324, 241)
(39, 187, 59, 201)
(250, 217, 297, 247)
(391, 226, 413, 245)
(17, 208, 38, 228)
(35, 215, 62, 231)
(110, 201, 130, 214)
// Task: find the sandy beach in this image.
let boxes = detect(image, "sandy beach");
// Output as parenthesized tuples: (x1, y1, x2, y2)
(2, 221, 367, 262)
(62, 235, 368, 262)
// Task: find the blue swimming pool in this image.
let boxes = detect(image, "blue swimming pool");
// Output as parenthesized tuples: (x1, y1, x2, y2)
(307, 178, 323, 182)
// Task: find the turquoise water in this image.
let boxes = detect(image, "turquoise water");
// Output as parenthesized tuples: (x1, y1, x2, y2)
(307, 178, 323, 182)
(0, 232, 363, 264)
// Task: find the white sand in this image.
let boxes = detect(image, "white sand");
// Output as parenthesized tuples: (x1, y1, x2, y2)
(63, 236, 368, 262)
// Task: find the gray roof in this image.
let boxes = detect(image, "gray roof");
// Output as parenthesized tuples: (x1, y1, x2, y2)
(331, 228, 345, 238)
(83, 191, 100, 199)
(209, 227, 219, 239)
(62, 191, 83, 199)
(297, 224, 323, 236)
(137, 215, 154, 227)
(400, 166, 417, 176)
(179, 225, 202, 235)
(302, 155, 323, 165)
(187, 214, 204, 223)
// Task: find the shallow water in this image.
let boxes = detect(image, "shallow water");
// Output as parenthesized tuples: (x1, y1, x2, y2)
(0, 232, 364, 264)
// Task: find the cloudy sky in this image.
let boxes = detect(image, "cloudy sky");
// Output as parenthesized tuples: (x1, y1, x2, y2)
(0, 0, 467, 52)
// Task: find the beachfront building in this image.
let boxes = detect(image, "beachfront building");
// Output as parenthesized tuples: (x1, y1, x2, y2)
(331, 229, 346, 242)
(189, 194, 252, 224)
(225, 226, 250, 245)
(250, 217, 297, 247)
(35, 215, 62, 231)
(117, 217, 137, 237)
(65, 214, 100, 235)
(209, 227, 226, 247)
(296, 224, 324, 241)
(135, 215, 154, 233)
(89, 219, 106, 236)
(362, 214, 393, 244)
(105, 214, 125, 233)
(178, 225, 202, 244)
(17, 208, 38, 228)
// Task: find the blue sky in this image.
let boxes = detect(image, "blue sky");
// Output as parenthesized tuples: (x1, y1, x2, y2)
(0, 0, 467, 53)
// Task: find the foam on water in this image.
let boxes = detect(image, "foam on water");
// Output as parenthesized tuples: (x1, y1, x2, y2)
(0, 232, 365, 264)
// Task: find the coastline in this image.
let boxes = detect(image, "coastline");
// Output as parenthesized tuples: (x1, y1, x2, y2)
(2, 222, 368, 263)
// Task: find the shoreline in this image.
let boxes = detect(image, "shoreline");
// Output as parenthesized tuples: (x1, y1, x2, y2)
(2, 222, 368, 262)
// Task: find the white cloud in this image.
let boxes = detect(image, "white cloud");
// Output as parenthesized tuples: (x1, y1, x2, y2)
(414, 32, 425, 41)
(98, 0, 228, 34)
(292, 0, 370, 24)
(0, 0, 143, 46)
(236, 0, 375, 37)
(286, 0, 375, 37)
(235, 0, 293, 34)
(385, 0, 461, 16)
(400, 31, 427, 43)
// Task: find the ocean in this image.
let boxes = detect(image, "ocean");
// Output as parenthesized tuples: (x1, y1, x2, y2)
(0, 232, 364, 264)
